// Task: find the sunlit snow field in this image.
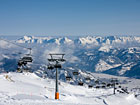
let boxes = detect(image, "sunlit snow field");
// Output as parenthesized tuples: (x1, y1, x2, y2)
(0, 72, 140, 105)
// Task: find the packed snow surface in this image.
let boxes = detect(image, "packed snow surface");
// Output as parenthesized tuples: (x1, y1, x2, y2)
(0, 72, 140, 105)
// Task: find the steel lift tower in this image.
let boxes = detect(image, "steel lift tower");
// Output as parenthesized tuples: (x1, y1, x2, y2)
(47, 54, 65, 100)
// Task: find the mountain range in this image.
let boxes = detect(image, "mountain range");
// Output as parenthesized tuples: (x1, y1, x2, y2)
(0, 35, 140, 79)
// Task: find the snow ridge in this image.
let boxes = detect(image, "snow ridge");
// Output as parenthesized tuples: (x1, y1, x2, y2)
(17, 35, 140, 46)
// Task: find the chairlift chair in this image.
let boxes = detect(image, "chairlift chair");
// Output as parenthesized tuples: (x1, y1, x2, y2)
(18, 61, 23, 66)
(21, 48, 33, 62)
(73, 71, 79, 75)
(106, 83, 111, 87)
(17, 67, 22, 73)
(95, 80, 99, 84)
(47, 65, 54, 70)
(88, 85, 93, 88)
(59, 59, 66, 62)
(111, 78, 118, 83)
(22, 56, 33, 62)
(110, 84, 114, 87)
(101, 82, 106, 85)
(102, 85, 106, 88)
(78, 82, 84, 86)
(116, 82, 119, 85)
(66, 76, 72, 81)
(17, 56, 32, 73)
(118, 86, 121, 88)
(54, 64, 62, 68)
(95, 86, 100, 89)
(85, 77, 91, 81)
(23, 61, 27, 65)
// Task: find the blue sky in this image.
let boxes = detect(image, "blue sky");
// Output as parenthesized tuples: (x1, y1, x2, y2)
(0, 0, 140, 36)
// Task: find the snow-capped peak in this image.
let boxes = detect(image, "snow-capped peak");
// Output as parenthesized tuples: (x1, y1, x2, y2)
(16, 35, 140, 47)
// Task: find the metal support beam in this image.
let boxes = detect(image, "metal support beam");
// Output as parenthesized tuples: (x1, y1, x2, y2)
(55, 66, 59, 99)
(113, 82, 116, 94)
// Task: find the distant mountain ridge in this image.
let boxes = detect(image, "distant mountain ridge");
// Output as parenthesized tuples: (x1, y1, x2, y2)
(15, 35, 140, 78)
(0, 35, 140, 79)
(16, 36, 140, 46)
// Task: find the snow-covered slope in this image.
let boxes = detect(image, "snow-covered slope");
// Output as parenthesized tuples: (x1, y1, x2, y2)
(0, 72, 140, 105)
(0, 36, 140, 104)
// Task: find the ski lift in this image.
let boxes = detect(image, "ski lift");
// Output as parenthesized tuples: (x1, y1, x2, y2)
(73, 71, 79, 75)
(117, 90, 124, 93)
(0, 38, 33, 72)
(101, 82, 106, 85)
(118, 86, 121, 88)
(78, 82, 84, 86)
(102, 85, 106, 88)
(23, 61, 27, 65)
(18, 60, 23, 66)
(95, 86, 100, 89)
(47, 65, 54, 70)
(85, 77, 91, 81)
(121, 88, 129, 94)
(110, 84, 114, 87)
(22, 48, 33, 62)
(106, 83, 111, 87)
(66, 76, 72, 81)
(116, 82, 119, 85)
(95, 80, 99, 84)
(88, 85, 93, 88)
(54, 64, 62, 68)
(21, 56, 33, 62)
(48, 54, 66, 62)
(17, 67, 22, 73)
(17, 55, 32, 72)
(111, 78, 118, 83)
(19, 48, 33, 63)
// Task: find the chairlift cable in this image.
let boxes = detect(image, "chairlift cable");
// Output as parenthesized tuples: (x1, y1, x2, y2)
(0, 38, 34, 72)
(0, 37, 32, 53)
